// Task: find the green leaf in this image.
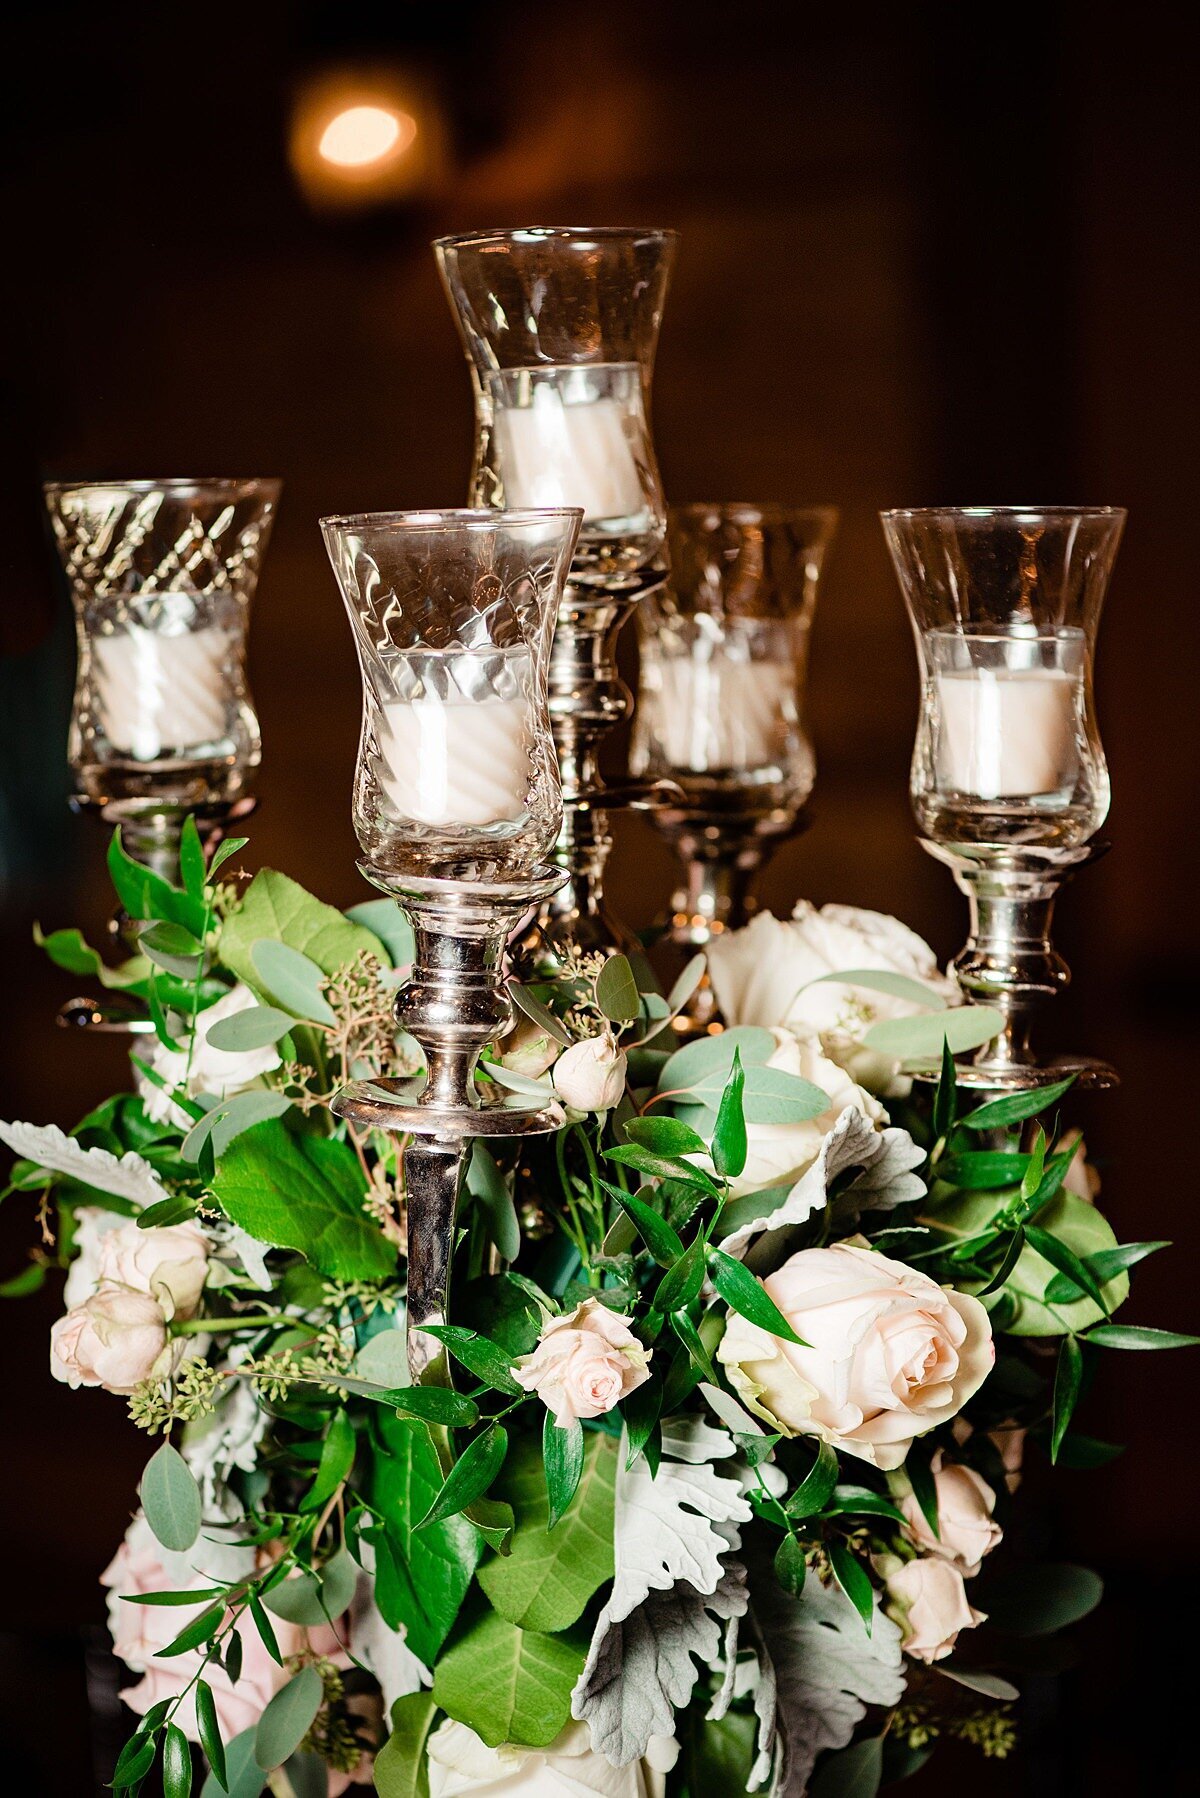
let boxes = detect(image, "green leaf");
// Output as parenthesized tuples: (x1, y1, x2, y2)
(828, 1541, 874, 1634)
(736, 1064, 832, 1124)
(786, 1439, 840, 1519)
(195, 1681, 226, 1791)
(656, 1237, 706, 1313)
(657, 1027, 778, 1098)
(141, 1442, 202, 1553)
(978, 1226, 1026, 1297)
(939, 1150, 1029, 1191)
(344, 897, 413, 968)
(1051, 1335, 1083, 1463)
(158, 1604, 225, 1658)
(1054, 1432, 1124, 1468)
(209, 1119, 394, 1281)
(467, 1141, 521, 1264)
(1085, 1324, 1200, 1350)
(369, 1416, 482, 1665)
(136, 1193, 200, 1230)
(938, 1665, 1020, 1702)
(432, 1609, 585, 1749)
(1025, 1225, 1110, 1315)
(112, 1732, 158, 1788)
(33, 921, 143, 989)
(109, 827, 206, 934)
(960, 1074, 1076, 1131)
(905, 1444, 940, 1541)
(254, 1666, 324, 1770)
(418, 1424, 508, 1530)
(219, 868, 384, 992)
(373, 1692, 437, 1798)
(179, 816, 207, 902)
(823, 1485, 907, 1523)
(508, 982, 572, 1046)
(595, 953, 640, 1022)
(201, 1728, 264, 1798)
(668, 1308, 717, 1384)
(392, 1386, 481, 1428)
(933, 1035, 957, 1141)
(1021, 1128, 1047, 1202)
(712, 1048, 747, 1179)
(1044, 1239, 1170, 1304)
(163, 1721, 193, 1798)
(623, 1116, 709, 1158)
(0, 1263, 46, 1297)
(622, 1380, 662, 1469)
(605, 1144, 720, 1196)
(248, 1593, 282, 1664)
(249, 941, 335, 1025)
(181, 1091, 293, 1163)
(203, 1005, 296, 1052)
(608, 1185, 686, 1266)
(811, 1735, 884, 1798)
(980, 1561, 1103, 1635)
(774, 1533, 807, 1596)
(424, 1325, 523, 1396)
(983, 1191, 1130, 1336)
(139, 920, 204, 978)
(301, 1409, 356, 1512)
(209, 837, 249, 879)
(863, 1006, 1004, 1062)
(707, 1247, 804, 1345)
(262, 1552, 356, 1628)
(543, 1410, 584, 1529)
(809, 968, 948, 1011)
(667, 954, 707, 1013)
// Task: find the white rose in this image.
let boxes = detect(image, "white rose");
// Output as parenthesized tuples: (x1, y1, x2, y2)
(97, 1219, 210, 1320)
(500, 1016, 561, 1079)
(138, 983, 282, 1128)
(885, 1556, 985, 1663)
(554, 1033, 627, 1112)
(723, 1028, 883, 1198)
(50, 1287, 179, 1393)
(716, 1242, 994, 1470)
(707, 904, 955, 1096)
(897, 1450, 1002, 1577)
(514, 1297, 651, 1426)
(64, 1206, 127, 1308)
(427, 1720, 677, 1798)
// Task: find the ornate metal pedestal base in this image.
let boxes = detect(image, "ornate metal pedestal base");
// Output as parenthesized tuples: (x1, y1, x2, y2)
(334, 867, 567, 1381)
(924, 837, 1117, 1092)
(57, 796, 257, 1034)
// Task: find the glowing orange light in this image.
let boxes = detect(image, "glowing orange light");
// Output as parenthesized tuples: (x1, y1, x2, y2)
(318, 103, 416, 170)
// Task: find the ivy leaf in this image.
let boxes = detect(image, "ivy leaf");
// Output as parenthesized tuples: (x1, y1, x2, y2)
(707, 1247, 805, 1345)
(417, 1424, 508, 1530)
(141, 1442, 202, 1553)
(1051, 1336, 1084, 1463)
(543, 1411, 584, 1529)
(478, 1432, 617, 1632)
(373, 1692, 437, 1798)
(209, 1119, 394, 1281)
(828, 1542, 874, 1634)
(595, 953, 640, 1022)
(254, 1666, 324, 1770)
(712, 1049, 747, 1180)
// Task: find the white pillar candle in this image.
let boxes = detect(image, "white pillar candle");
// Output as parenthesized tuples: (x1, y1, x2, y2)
(935, 667, 1081, 798)
(492, 383, 645, 523)
(651, 655, 794, 771)
(377, 684, 535, 827)
(91, 624, 234, 761)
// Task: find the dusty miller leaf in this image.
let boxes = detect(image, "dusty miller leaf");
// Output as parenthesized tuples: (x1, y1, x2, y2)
(721, 1108, 883, 1261)
(605, 1442, 752, 1624)
(0, 1119, 169, 1208)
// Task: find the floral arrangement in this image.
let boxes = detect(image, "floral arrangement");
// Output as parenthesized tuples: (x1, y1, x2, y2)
(2, 820, 1195, 1798)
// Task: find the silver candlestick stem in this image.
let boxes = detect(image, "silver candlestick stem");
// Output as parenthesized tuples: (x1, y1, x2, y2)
(333, 870, 566, 1382)
(924, 838, 1116, 1090)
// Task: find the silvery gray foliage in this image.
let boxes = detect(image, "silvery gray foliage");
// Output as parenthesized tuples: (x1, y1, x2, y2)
(572, 1564, 749, 1766)
(604, 1444, 753, 1624)
(747, 1570, 905, 1796)
(0, 1118, 170, 1209)
(724, 1107, 925, 1266)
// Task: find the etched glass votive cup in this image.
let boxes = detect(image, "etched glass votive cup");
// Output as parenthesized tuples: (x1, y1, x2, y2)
(45, 478, 278, 819)
(321, 508, 581, 884)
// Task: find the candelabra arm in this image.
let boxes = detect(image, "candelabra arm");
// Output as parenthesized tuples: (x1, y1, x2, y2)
(402, 1139, 464, 1385)
(922, 839, 1116, 1091)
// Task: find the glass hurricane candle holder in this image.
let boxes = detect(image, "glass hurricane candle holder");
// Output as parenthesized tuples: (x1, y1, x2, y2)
(322, 507, 581, 1381)
(883, 504, 1125, 1089)
(633, 503, 837, 1026)
(45, 478, 278, 866)
(435, 225, 677, 973)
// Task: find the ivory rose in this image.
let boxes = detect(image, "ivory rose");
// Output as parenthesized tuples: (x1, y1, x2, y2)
(716, 1242, 994, 1469)
(885, 1555, 985, 1663)
(707, 904, 955, 1095)
(500, 1015, 561, 1079)
(138, 982, 282, 1127)
(514, 1297, 651, 1426)
(63, 1206, 126, 1308)
(50, 1287, 178, 1393)
(718, 1028, 883, 1198)
(554, 1033, 627, 1112)
(898, 1450, 1002, 1577)
(96, 1219, 210, 1319)
(427, 1719, 678, 1798)
(102, 1515, 348, 1748)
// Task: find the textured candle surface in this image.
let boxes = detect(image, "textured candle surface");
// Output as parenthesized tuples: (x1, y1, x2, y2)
(378, 694, 534, 825)
(649, 655, 793, 771)
(91, 625, 234, 760)
(492, 391, 644, 522)
(935, 667, 1080, 798)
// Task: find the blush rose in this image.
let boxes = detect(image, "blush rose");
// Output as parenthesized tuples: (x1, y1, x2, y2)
(514, 1297, 651, 1426)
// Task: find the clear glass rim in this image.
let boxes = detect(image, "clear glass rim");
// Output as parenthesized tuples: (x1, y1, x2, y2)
(319, 505, 583, 534)
(43, 477, 281, 501)
(434, 225, 678, 252)
(880, 504, 1126, 523)
(672, 501, 839, 526)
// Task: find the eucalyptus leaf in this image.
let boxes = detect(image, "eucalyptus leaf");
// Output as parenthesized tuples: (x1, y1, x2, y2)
(201, 1727, 264, 1798)
(596, 953, 641, 1022)
(141, 1442, 202, 1553)
(808, 968, 947, 1010)
(204, 1005, 295, 1053)
(249, 941, 335, 1025)
(657, 1027, 777, 1097)
(467, 1141, 521, 1263)
(344, 897, 413, 967)
(254, 1665, 324, 1770)
(864, 1006, 1004, 1062)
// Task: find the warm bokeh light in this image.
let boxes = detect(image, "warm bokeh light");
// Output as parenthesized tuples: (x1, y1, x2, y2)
(318, 104, 416, 169)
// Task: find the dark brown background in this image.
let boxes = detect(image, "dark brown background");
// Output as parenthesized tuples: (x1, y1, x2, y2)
(1, 1, 1196, 1791)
